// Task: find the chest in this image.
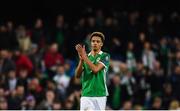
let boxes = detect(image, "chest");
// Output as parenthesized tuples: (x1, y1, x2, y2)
(84, 55, 101, 67)
(83, 55, 102, 74)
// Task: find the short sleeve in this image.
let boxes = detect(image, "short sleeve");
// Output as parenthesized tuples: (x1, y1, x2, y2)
(99, 53, 110, 70)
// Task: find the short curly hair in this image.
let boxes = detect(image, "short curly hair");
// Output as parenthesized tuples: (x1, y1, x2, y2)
(90, 32, 105, 43)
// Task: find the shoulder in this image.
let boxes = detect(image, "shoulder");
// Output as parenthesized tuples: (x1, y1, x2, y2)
(102, 52, 110, 57)
(101, 52, 110, 62)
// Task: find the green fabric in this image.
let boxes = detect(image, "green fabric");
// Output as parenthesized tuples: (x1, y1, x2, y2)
(56, 32, 64, 46)
(112, 85, 121, 109)
(161, 46, 168, 55)
(127, 51, 136, 72)
(81, 51, 110, 96)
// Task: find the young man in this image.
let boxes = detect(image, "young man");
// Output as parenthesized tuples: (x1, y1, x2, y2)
(75, 32, 110, 110)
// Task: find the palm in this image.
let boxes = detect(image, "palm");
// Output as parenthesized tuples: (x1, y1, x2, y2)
(75, 44, 86, 60)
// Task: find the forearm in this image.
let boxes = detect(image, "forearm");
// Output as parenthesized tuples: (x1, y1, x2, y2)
(83, 57, 98, 74)
(75, 60, 83, 78)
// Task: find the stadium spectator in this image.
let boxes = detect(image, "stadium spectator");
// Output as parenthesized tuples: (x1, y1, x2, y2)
(0, 97, 8, 110)
(0, 50, 16, 76)
(43, 43, 64, 78)
(0, 8, 180, 110)
(12, 49, 33, 75)
(53, 64, 70, 101)
(37, 89, 57, 110)
(16, 25, 32, 53)
(31, 18, 46, 49)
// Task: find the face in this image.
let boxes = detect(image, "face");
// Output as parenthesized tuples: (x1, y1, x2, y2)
(50, 43, 58, 53)
(53, 102, 62, 110)
(8, 70, 16, 79)
(139, 32, 146, 42)
(56, 15, 64, 27)
(19, 69, 28, 78)
(27, 97, 36, 107)
(57, 66, 65, 74)
(123, 101, 132, 110)
(46, 90, 55, 101)
(144, 42, 151, 50)
(91, 36, 103, 51)
(128, 42, 134, 50)
(0, 101, 7, 110)
(0, 50, 8, 59)
(16, 86, 25, 95)
(0, 88, 4, 97)
(7, 21, 13, 30)
(153, 97, 162, 108)
(35, 19, 43, 28)
(112, 75, 120, 85)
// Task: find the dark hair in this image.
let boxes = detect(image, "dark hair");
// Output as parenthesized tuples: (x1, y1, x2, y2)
(90, 32, 105, 43)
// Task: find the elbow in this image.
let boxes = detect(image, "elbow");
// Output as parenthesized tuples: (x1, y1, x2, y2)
(75, 74, 80, 78)
(75, 71, 79, 78)
(75, 70, 81, 78)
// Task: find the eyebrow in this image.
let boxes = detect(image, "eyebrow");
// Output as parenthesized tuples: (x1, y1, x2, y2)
(92, 39, 101, 41)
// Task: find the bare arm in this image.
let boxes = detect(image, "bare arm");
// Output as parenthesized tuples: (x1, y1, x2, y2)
(75, 44, 84, 78)
(76, 44, 105, 74)
(83, 56, 104, 74)
(75, 60, 83, 78)
(80, 45, 105, 74)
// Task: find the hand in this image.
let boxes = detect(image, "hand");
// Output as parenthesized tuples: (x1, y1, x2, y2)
(78, 53, 83, 60)
(75, 44, 87, 60)
(80, 45, 87, 59)
(75, 44, 83, 60)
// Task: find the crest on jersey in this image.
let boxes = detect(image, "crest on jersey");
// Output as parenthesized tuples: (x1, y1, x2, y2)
(96, 57, 100, 62)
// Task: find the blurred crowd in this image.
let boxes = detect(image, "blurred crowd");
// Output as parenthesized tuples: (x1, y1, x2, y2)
(0, 8, 180, 110)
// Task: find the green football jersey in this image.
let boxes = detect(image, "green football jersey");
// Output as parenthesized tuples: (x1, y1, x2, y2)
(81, 51, 110, 97)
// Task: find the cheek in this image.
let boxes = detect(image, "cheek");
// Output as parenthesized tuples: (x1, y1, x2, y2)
(91, 42, 93, 46)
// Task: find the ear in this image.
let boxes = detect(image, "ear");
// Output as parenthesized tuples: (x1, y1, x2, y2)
(101, 43, 103, 46)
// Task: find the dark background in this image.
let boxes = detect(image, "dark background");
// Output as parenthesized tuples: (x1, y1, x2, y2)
(0, 0, 179, 25)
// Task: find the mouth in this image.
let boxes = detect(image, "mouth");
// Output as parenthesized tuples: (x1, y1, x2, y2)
(93, 46, 97, 48)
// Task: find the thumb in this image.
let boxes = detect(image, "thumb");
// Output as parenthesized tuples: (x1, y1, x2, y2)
(83, 45, 85, 50)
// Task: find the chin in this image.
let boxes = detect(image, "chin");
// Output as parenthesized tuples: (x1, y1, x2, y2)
(93, 49, 98, 51)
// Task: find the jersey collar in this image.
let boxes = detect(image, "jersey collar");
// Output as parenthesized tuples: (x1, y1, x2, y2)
(88, 51, 103, 56)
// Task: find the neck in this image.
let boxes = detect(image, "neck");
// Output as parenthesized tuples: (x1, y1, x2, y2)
(91, 50, 101, 56)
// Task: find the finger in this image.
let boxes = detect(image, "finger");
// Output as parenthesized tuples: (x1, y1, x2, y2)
(75, 46, 79, 50)
(78, 44, 83, 48)
(75, 45, 78, 49)
(82, 45, 86, 51)
(75, 44, 79, 48)
(75, 44, 81, 47)
(75, 44, 82, 50)
(75, 44, 80, 49)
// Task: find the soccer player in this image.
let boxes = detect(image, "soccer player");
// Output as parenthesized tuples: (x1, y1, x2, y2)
(75, 32, 110, 110)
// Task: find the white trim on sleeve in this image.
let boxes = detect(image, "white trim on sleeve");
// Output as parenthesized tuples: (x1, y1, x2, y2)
(98, 61, 107, 71)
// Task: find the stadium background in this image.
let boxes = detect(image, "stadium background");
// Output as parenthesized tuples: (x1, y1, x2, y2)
(0, 0, 180, 110)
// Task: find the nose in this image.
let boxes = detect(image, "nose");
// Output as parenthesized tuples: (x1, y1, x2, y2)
(94, 41, 98, 44)
(93, 43, 97, 46)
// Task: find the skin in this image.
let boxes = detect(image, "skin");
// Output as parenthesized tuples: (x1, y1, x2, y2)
(75, 36, 105, 78)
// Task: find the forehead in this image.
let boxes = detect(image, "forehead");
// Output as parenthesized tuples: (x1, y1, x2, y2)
(91, 36, 102, 41)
